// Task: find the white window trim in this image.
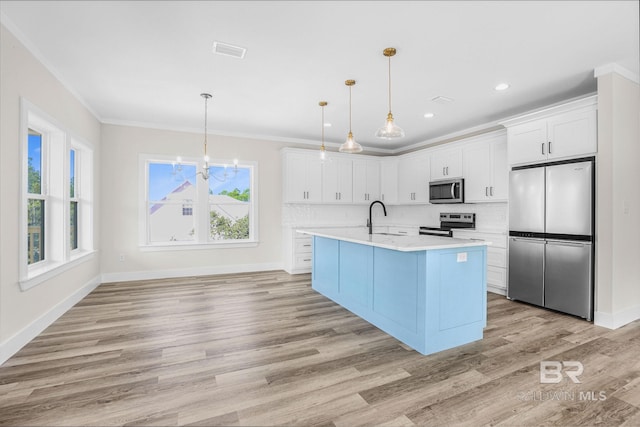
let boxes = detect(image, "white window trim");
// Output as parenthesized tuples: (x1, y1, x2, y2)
(19, 98, 96, 291)
(139, 154, 259, 249)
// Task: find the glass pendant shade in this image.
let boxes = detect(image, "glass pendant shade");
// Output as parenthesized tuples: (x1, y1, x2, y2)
(339, 131, 363, 153)
(376, 47, 404, 140)
(375, 112, 405, 139)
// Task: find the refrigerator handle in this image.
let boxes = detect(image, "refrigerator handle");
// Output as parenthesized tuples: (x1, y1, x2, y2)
(546, 240, 590, 247)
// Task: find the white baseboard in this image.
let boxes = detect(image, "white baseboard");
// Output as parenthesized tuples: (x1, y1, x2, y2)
(594, 305, 640, 329)
(101, 262, 285, 283)
(0, 275, 102, 366)
(488, 285, 507, 296)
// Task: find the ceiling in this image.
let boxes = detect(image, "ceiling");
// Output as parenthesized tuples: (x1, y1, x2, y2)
(1, 1, 638, 153)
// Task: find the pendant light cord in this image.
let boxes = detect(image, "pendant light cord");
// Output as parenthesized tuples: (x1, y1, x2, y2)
(203, 95, 208, 159)
(321, 104, 325, 148)
(388, 54, 392, 114)
(349, 85, 353, 133)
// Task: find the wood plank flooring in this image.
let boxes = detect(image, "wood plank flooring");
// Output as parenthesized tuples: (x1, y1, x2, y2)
(1, 271, 639, 426)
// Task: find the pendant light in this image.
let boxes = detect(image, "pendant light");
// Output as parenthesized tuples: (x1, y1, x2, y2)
(200, 92, 212, 180)
(319, 101, 327, 161)
(339, 80, 363, 153)
(375, 47, 405, 139)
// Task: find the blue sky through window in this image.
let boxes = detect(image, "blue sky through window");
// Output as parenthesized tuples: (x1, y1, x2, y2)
(28, 133, 42, 173)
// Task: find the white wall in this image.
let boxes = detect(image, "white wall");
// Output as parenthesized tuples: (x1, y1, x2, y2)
(100, 124, 291, 281)
(0, 24, 102, 362)
(595, 70, 640, 328)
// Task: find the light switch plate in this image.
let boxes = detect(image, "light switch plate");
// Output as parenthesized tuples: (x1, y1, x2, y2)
(457, 252, 467, 263)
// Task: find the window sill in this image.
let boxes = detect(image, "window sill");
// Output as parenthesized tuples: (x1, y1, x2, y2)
(20, 250, 97, 291)
(140, 241, 259, 252)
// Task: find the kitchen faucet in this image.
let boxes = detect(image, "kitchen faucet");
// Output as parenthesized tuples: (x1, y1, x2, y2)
(368, 200, 387, 235)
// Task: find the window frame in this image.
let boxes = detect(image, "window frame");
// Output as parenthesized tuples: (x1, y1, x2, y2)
(19, 98, 96, 291)
(139, 154, 259, 250)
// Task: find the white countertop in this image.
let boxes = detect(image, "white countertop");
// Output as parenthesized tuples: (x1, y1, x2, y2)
(297, 227, 491, 252)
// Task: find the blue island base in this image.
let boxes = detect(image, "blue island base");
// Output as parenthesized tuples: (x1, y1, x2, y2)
(312, 237, 487, 355)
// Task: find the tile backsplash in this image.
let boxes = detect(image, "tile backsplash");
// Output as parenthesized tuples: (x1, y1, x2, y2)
(283, 202, 507, 231)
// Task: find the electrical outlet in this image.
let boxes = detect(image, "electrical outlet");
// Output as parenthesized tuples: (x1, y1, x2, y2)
(118, 254, 125, 262)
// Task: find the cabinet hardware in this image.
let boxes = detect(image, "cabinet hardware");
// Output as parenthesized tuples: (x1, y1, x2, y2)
(446, 166, 449, 175)
(541, 143, 545, 155)
(303, 258, 311, 262)
(443, 167, 446, 176)
(303, 244, 311, 247)
(548, 141, 552, 154)
(486, 187, 489, 196)
(490, 186, 494, 196)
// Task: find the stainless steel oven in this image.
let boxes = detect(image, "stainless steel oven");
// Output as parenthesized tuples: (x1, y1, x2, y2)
(429, 178, 464, 204)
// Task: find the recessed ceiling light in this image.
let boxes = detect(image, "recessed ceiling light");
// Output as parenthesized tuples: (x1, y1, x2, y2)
(495, 83, 510, 91)
(324, 123, 332, 127)
(212, 41, 247, 59)
(424, 112, 435, 118)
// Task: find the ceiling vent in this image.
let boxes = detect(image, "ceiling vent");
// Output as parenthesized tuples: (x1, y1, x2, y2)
(212, 41, 247, 59)
(431, 96, 455, 104)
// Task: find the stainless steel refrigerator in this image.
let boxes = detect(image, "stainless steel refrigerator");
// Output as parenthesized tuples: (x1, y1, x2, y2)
(508, 158, 594, 320)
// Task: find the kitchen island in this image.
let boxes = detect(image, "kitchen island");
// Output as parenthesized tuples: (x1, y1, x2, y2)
(298, 228, 490, 355)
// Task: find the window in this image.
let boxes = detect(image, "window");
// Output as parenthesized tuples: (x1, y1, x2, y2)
(140, 155, 257, 248)
(70, 148, 78, 250)
(20, 99, 95, 290)
(27, 129, 45, 264)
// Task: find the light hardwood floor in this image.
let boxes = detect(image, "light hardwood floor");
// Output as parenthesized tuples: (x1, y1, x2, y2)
(1, 271, 639, 426)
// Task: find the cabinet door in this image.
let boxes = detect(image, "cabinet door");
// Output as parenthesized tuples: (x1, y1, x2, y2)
(507, 120, 547, 165)
(430, 148, 462, 180)
(322, 158, 352, 203)
(489, 138, 508, 201)
(462, 142, 491, 203)
(353, 159, 380, 203)
(397, 156, 415, 203)
(284, 152, 310, 203)
(366, 160, 381, 202)
(306, 155, 323, 203)
(547, 109, 597, 160)
(380, 158, 398, 204)
(398, 154, 429, 203)
(352, 160, 368, 204)
(413, 154, 431, 202)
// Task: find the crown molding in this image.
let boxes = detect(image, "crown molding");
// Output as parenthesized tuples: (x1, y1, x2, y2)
(594, 63, 640, 85)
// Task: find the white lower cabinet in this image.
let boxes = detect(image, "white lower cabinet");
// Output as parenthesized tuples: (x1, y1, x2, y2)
(453, 230, 508, 295)
(285, 229, 313, 274)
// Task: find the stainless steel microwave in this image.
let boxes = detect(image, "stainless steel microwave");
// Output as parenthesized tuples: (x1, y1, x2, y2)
(429, 178, 464, 204)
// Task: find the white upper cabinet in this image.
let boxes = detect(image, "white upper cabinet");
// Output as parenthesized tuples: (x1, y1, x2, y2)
(503, 96, 597, 166)
(322, 157, 353, 203)
(463, 131, 508, 203)
(282, 149, 323, 203)
(397, 152, 430, 203)
(380, 158, 398, 204)
(352, 158, 381, 204)
(430, 147, 463, 180)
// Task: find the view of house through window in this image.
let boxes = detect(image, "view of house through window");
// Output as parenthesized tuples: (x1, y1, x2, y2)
(27, 129, 44, 264)
(208, 165, 251, 241)
(146, 160, 254, 245)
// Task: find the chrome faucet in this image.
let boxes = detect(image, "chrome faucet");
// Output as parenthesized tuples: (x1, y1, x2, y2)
(368, 200, 387, 234)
